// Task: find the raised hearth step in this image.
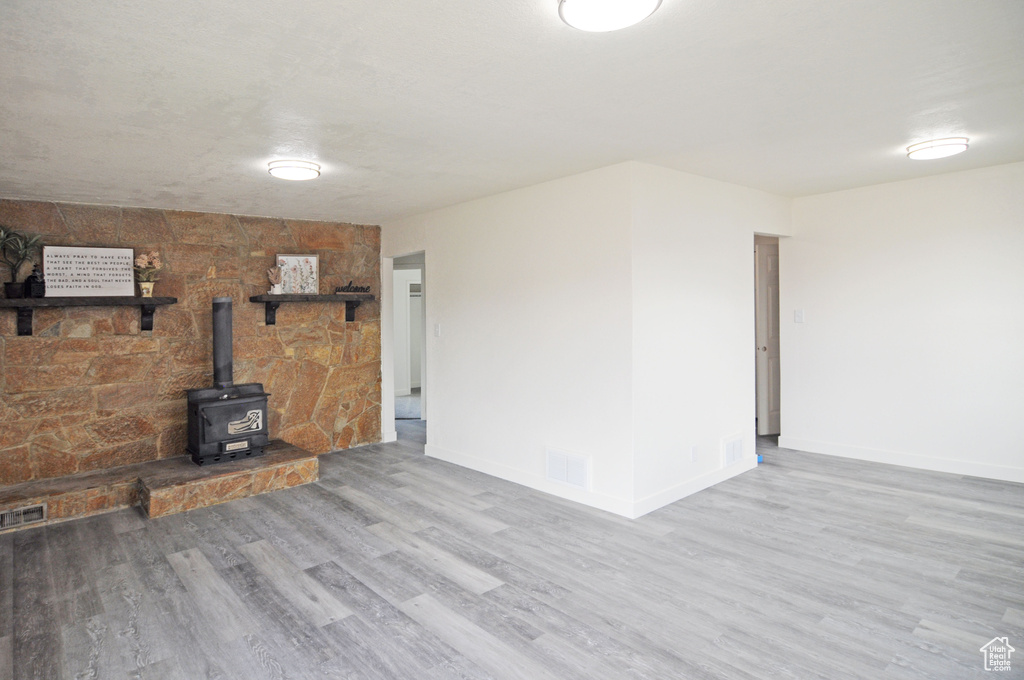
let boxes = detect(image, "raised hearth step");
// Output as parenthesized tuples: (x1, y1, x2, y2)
(140, 440, 318, 518)
(0, 464, 139, 530)
(0, 440, 318, 532)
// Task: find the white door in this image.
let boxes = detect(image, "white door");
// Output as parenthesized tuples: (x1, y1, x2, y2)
(409, 285, 422, 389)
(392, 269, 421, 397)
(755, 242, 781, 435)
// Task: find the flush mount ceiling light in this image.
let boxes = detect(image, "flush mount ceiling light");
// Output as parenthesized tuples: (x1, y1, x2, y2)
(906, 137, 969, 160)
(267, 160, 321, 180)
(558, 0, 662, 32)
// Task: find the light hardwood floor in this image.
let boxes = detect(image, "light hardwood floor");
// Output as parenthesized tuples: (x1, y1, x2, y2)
(2, 431, 1022, 679)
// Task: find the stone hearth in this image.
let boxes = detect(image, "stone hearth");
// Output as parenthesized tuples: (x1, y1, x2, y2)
(0, 440, 318, 531)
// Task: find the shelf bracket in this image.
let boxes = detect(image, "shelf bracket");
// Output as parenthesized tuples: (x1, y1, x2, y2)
(140, 304, 157, 332)
(345, 300, 360, 322)
(264, 300, 282, 325)
(16, 307, 33, 336)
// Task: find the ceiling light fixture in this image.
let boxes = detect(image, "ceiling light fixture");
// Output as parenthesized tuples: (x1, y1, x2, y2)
(558, 0, 662, 32)
(268, 160, 321, 180)
(906, 137, 969, 160)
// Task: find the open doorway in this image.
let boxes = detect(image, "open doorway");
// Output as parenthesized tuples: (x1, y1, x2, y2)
(755, 235, 781, 436)
(393, 252, 426, 445)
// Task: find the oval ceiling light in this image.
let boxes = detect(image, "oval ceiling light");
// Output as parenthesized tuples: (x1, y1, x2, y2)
(558, 0, 663, 32)
(906, 137, 969, 160)
(268, 160, 321, 180)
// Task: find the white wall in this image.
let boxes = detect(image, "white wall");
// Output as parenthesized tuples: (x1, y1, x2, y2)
(382, 159, 1023, 517)
(383, 162, 798, 516)
(780, 162, 1024, 483)
(385, 164, 638, 514)
(630, 164, 792, 512)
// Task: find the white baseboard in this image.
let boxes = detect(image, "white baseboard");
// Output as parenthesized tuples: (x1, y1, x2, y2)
(424, 444, 759, 518)
(425, 444, 636, 517)
(778, 436, 1024, 484)
(632, 458, 758, 518)
(382, 428, 398, 443)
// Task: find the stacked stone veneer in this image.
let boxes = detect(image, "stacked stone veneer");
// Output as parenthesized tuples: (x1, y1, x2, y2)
(0, 199, 381, 487)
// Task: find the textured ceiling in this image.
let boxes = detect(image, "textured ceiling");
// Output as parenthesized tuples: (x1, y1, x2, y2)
(1, 0, 1023, 224)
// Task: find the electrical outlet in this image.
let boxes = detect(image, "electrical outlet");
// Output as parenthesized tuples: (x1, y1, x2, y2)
(434, 323, 441, 337)
(690, 445, 697, 462)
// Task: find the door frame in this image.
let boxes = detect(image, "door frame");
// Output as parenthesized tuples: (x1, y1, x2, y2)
(392, 268, 422, 397)
(755, 236, 781, 435)
(382, 252, 427, 443)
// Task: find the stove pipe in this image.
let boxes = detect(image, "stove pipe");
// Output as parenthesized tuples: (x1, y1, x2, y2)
(212, 296, 233, 389)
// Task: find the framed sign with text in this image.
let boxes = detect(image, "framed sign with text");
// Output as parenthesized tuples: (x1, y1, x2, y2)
(43, 246, 135, 297)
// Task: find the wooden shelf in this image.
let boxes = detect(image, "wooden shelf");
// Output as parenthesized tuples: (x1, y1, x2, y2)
(0, 296, 177, 336)
(249, 293, 374, 324)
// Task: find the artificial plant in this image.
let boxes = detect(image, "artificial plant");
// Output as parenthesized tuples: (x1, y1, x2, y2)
(0, 226, 42, 283)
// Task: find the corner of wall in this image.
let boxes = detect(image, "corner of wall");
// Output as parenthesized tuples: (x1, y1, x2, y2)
(425, 443, 638, 518)
(631, 457, 758, 518)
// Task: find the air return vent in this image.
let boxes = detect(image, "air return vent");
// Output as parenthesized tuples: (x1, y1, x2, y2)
(0, 503, 47, 530)
(722, 436, 744, 467)
(546, 448, 590, 490)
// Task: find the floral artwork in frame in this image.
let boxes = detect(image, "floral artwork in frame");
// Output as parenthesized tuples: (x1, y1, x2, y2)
(277, 254, 318, 294)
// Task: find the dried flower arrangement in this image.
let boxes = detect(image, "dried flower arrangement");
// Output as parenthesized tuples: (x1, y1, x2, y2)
(134, 251, 163, 282)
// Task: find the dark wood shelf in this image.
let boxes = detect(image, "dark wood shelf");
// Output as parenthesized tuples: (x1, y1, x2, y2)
(249, 293, 374, 324)
(0, 296, 177, 336)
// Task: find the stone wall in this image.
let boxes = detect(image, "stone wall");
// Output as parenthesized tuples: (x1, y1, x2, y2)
(0, 199, 381, 486)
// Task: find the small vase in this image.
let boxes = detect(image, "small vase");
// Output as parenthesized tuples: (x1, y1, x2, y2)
(269, 283, 283, 295)
(138, 282, 155, 298)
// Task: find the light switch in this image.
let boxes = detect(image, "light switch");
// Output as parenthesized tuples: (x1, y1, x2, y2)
(434, 323, 442, 337)
(794, 310, 805, 323)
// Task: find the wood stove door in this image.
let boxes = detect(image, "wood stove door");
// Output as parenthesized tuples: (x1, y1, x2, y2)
(200, 398, 268, 444)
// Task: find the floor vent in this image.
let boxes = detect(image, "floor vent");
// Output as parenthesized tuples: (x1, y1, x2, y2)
(722, 437, 744, 467)
(546, 448, 589, 490)
(0, 503, 47, 530)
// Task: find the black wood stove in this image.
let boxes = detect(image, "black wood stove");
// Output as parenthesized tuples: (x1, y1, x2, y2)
(186, 297, 270, 465)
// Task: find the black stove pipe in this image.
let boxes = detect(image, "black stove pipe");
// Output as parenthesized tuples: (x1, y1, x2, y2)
(212, 296, 233, 389)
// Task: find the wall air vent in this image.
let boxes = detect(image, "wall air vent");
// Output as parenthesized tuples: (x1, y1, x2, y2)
(546, 448, 590, 490)
(0, 503, 47, 530)
(722, 436, 744, 467)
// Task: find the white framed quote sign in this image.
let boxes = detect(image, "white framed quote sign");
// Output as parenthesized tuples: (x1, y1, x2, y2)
(43, 246, 135, 297)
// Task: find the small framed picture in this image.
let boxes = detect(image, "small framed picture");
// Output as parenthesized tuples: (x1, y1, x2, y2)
(276, 254, 319, 294)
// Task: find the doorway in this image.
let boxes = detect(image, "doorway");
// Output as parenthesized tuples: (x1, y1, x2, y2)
(755, 235, 781, 436)
(392, 253, 426, 445)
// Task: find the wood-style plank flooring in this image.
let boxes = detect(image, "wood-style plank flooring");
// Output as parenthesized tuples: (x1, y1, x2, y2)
(2, 428, 1022, 679)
